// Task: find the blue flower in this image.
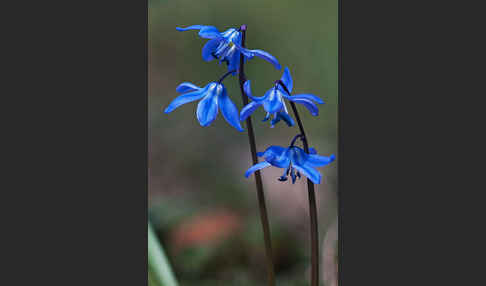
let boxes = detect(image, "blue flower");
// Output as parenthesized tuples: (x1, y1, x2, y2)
(176, 25, 281, 73)
(164, 81, 243, 132)
(245, 145, 335, 184)
(240, 67, 325, 127)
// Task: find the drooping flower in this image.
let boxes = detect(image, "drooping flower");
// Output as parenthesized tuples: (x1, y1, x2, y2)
(244, 145, 335, 184)
(240, 67, 325, 127)
(164, 81, 243, 132)
(176, 25, 281, 73)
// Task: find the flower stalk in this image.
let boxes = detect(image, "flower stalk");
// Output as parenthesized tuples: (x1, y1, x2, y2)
(238, 24, 276, 286)
(278, 81, 319, 286)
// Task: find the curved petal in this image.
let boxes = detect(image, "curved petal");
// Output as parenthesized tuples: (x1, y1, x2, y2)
(164, 90, 205, 113)
(293, 163, 322, 184)
(176, 82, 201, 93)
(202, 38, 223, 61)
(176, 25, 221, 39)
(176, 25, 205, 31)
(198, 26, 221, 39)
(245, 161, 271, 178)
(243, 80, 264, 101)
(218, 86, 244, 132)
(280, 67, 293, 93)
(285, 93, 324, 104)
(277, 111, 295, 127)
(306, 154, 336, 167)
(308, 147, 318, 155)
(240, 101, 262, 122)
(250, 50, 281, 70)
(288, 98, 319, 116)
(234, 44, 281, 70)
(196, 90, 219, 127)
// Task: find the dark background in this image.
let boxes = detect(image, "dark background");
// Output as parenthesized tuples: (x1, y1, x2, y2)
(149, 0, 338, 285)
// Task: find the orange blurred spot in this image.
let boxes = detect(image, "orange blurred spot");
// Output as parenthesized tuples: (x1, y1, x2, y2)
(170, 210, 242, 251)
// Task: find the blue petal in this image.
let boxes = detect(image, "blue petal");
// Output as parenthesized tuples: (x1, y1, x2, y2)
(243, 80, 264, 101)
(280, 67, 293, 93)
(288, 146, 309, 165)
(293, 163, 322, 184)
(218, 86, 244, 132)
(250, 50, 281, 70)
(198, 26, 221, 39)
(277, 111, 295, 126)
(196, 87, 219, 127)
(176, 82, 201, 93)
(261, 146, 290, 168)
(288, 98, 319, 116)
(234, 44, 281, 70)
(245, 161, 271, 178)
(164, 90, 205, 113)
(308, 147, 318, 154)
(306, 154, 336, 167)
(176, 25, 205, 31)
(262, 89, 284, 114)
(240, 101, 262, 121)
(285, 93, 325, 104)
(202, 38, 222, 61)
(176, 25, 221, 39)
(226, 49, 241, 73)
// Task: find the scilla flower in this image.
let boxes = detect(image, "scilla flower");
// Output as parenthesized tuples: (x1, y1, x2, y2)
(176, 25, 281, 73)
(164, 81, 243, 132)
(240, 67, 325, 127)
(244, 145, 335, 184)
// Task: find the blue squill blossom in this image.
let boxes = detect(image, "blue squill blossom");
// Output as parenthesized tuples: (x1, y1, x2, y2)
(164, 81, 243, 132)
(245, 145, 335, 184)
(240, 67, 325, 127)
(176, 25, 281, 73)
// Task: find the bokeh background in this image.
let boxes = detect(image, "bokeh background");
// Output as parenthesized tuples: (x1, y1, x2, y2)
(149, 0, 338, 285)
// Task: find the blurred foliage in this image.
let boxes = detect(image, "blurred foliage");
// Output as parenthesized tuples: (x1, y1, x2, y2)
(149, 0, 337, 285)
(149, 222, 179, 286)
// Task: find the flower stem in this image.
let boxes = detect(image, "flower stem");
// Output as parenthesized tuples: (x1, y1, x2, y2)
(290, 102, 319, 286)
(278, 81, 319, 286)
(218, 70, 236, 83)
(238, 24, 276, 286)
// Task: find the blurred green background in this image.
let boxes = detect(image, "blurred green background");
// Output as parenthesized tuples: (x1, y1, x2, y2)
(149, 0, 338, 285)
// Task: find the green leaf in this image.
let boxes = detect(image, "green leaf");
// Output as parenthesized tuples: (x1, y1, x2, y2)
(148, 222, 178, 286)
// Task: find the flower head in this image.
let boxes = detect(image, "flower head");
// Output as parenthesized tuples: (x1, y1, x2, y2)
(245, 145, 335, 184)
(164, 81, 243, 132)
(240, 67, 325, 127)
(176, 25, 281, 73)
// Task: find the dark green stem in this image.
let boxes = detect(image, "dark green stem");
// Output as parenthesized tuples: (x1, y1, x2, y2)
(238, 24, 276, 286)
(279, 81, 319, 286)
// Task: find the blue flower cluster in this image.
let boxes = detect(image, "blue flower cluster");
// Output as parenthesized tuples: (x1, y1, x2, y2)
(165, 24, 335, 184)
